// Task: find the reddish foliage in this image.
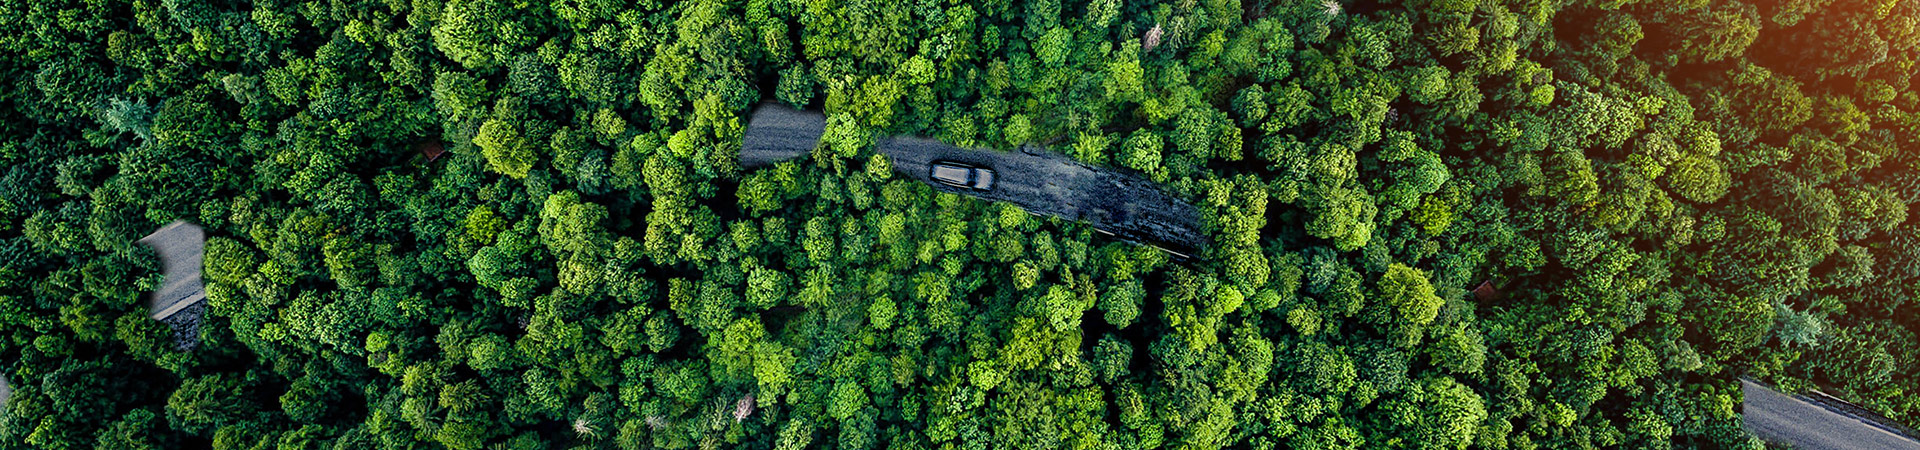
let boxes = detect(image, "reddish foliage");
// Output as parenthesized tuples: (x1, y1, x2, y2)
(1473, 280, 1500, 302)
(417, 140, 446, 162)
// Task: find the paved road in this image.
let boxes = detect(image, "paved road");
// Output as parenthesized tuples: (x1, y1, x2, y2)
(738, 105, 827, 168)
(139, 221, 205, 321)
(138, 221, 207, 350)
(739, 105, 1207, 256)
(1743, 379, 1920, 450)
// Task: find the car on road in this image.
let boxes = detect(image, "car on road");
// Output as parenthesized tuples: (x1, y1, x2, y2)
(929, 161, 995, 190)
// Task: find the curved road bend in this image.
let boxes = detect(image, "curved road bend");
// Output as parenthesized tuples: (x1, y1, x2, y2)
(739, 104, 1206, 257)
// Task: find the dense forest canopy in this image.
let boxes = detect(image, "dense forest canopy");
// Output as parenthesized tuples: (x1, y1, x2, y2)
(1, 0, 1917, 449)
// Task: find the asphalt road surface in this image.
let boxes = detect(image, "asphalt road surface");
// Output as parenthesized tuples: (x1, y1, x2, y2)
(739, 105, 827, 168)
(139, 221, 207, 350)
(1743, 379, 1920, 450)
(139, 221, 206, 320)
(739, 104, 1206, 256)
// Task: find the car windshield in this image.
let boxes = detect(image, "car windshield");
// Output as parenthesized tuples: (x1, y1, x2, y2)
(931, 164, 970, 185)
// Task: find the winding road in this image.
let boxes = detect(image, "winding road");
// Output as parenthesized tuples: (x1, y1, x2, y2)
(740, 105, 1206, 257)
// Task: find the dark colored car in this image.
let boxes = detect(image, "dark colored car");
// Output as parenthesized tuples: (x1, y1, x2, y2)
(929, 161, 995, 190)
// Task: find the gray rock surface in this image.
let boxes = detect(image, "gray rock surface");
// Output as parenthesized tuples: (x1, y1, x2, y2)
(739, 105, 1207, 257)
(1743, 379, 1920, 450)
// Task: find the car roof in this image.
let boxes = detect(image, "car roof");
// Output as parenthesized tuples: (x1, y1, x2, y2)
(930, 164, 971, 185)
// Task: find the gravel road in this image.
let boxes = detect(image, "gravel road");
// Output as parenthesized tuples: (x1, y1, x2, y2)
(740, 105, 1206, 256)
(1743, 379, 1920, 450)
